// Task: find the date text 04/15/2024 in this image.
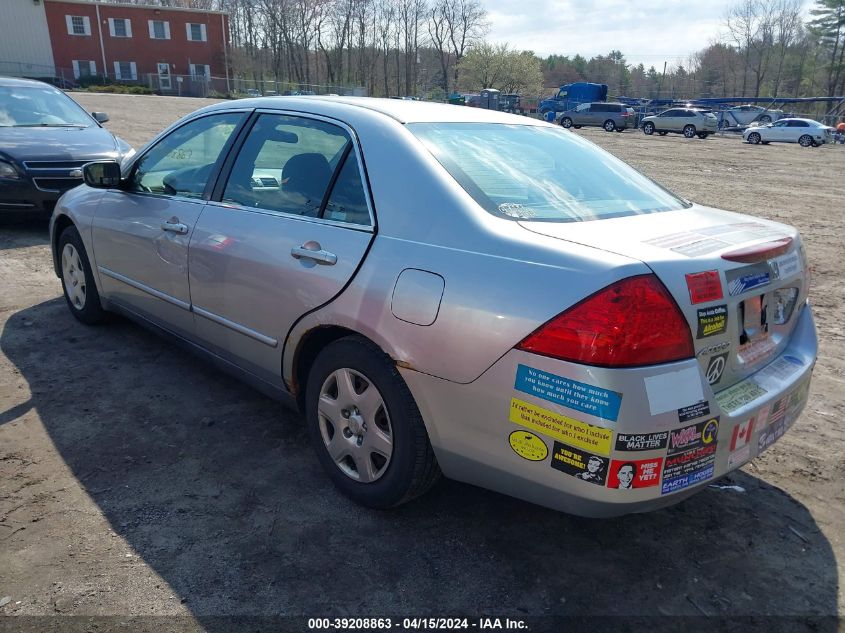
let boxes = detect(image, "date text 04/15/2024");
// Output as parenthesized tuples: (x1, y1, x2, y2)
(307, 617, 528, 630)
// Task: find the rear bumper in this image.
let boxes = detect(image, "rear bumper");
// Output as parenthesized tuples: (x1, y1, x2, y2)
(402, 303, 817, 517)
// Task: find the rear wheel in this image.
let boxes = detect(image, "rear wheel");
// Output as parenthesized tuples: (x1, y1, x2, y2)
(683, 124, 697, 138)
(758, 114, 772, 124)
(643, 122, 655, 135)
(603, 119, 616, 132)
(560, 117, 573, 128)
(59, 226, 107, 325)
(306, 336, 440, 508)
(798, 134, 813, 147)
(747, 132, 761, 144)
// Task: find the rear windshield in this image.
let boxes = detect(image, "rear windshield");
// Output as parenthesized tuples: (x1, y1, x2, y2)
(408, 122, 688, 222)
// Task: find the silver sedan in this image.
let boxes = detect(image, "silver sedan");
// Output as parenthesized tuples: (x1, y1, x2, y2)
(50, 98, 817, 516)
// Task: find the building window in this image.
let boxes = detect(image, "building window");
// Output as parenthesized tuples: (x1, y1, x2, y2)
(114, 61, 137, 81)
(190, 64, 210, 80)
(148, 20, 170, 40)
(108, 18, 132, 38)
(186, 22, 207, 42)
(66, 15, 91, 36)
(72, 60, 96, 79)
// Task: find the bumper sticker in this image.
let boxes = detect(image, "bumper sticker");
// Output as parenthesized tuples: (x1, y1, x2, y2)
(727, 444, 752, 469)
(514, 364, 622, 422)
(770, 251, 800, 279)
(696, 304, 728, 338)
(668, 418, 720, 454)
(727, 265, 771, 296)
(661, 445, 718, 494)
(716, 379, 768, 413)
(509, 398, 613, 456)
(508, 431, 549, 462)
(607, 458, 663, 489)
(678, 401, 711, 423)
(614, 431, 669, 452)
(644, 366, 704, 416)
(705, 352, 729, 385)
(550, 442, 607, 485)
(729, 418, 755, 452)
(685, 271, 723, 304)
(758, 420, 788, 454)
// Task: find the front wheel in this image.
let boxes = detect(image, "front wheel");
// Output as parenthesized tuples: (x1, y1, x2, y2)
(643, 122, 655, 135)
(747, 132, 761, 144)
(603, 119, 616, 132)
(59, 226, 108, 325)
(683, 124, 697, 138)
(798, 134, 813, 147)
(306, 336, 440, 508)
(560, 117, 573, 128)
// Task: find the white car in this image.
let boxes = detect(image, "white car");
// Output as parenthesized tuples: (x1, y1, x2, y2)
(743, 118, 833, 147)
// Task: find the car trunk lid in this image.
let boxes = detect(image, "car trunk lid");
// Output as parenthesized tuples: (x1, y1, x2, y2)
(519, 205, 809, 392)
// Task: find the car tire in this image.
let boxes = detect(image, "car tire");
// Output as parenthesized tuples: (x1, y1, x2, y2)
(58, 225, 108, 325)
(798, 134, 813, 147)
(561, 117, 573, 128)
(603, 119, 616, 132)
(305, 335, 441, 508)
(759, 115, 772, 124)
(747, 132, 761, 144)
(643, 122, 655, 135)
(683, 125, 697, 138)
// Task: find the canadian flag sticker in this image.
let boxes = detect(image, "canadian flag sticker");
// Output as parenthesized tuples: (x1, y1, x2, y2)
(730, 419, 755, 452)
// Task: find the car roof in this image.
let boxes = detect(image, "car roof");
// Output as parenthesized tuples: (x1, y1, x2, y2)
(0, 75, 54, 88)
(779, 117, 819, 124)
(203, 96, 542, 125)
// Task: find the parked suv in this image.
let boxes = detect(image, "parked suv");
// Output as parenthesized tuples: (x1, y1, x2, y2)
(641, 107, 718, 139)
(559, 102, 636, 132)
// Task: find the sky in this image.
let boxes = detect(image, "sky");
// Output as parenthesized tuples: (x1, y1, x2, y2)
(485, 0, 741, 67)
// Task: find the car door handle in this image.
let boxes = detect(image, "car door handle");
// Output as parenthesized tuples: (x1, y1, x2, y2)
(161, 219, 189, 235)
(291, 244, 337, 265)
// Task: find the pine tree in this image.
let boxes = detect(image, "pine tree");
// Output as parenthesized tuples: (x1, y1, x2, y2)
(810, 0, 845, 96)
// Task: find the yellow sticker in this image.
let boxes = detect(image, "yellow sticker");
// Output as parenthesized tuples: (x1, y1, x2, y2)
(508, 431, 549, 462)
(509, 398, 613, 456)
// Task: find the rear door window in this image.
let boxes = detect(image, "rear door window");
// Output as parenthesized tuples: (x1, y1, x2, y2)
(221, 113, 371, 225)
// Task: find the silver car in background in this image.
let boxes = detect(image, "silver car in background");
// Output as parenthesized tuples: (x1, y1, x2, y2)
(641, 107, 719, 138)
(50, 98, 816, 517)
(743, 118, 833, 147)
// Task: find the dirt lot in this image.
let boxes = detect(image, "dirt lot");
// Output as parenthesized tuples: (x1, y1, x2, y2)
(1, 93, 844, 631)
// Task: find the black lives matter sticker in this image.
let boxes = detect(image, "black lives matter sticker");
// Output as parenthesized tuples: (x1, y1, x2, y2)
(697, 304, 728, 338)
(614, 431, 669, 452)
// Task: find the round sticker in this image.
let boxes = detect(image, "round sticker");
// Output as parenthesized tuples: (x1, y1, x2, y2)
(702, 418, 719, 444)
(509, 431, 549, 461)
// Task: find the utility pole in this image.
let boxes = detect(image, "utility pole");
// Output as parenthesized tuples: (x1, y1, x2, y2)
(658, 60, 667, 99)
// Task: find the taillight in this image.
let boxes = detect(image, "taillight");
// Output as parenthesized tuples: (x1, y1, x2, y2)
(516, 274, 694, 367)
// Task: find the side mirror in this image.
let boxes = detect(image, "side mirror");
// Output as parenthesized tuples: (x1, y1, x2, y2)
(91, 112, 110, 123)
(83, 162, 121, 188)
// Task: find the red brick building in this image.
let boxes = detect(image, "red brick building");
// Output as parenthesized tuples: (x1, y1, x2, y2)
(42, 0, 229, 92)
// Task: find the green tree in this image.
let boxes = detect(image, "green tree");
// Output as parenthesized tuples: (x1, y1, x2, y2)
(810, 0, 845, 96)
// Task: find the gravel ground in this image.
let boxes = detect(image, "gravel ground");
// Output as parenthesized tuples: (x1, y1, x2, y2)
(0, 94, 843, 631)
